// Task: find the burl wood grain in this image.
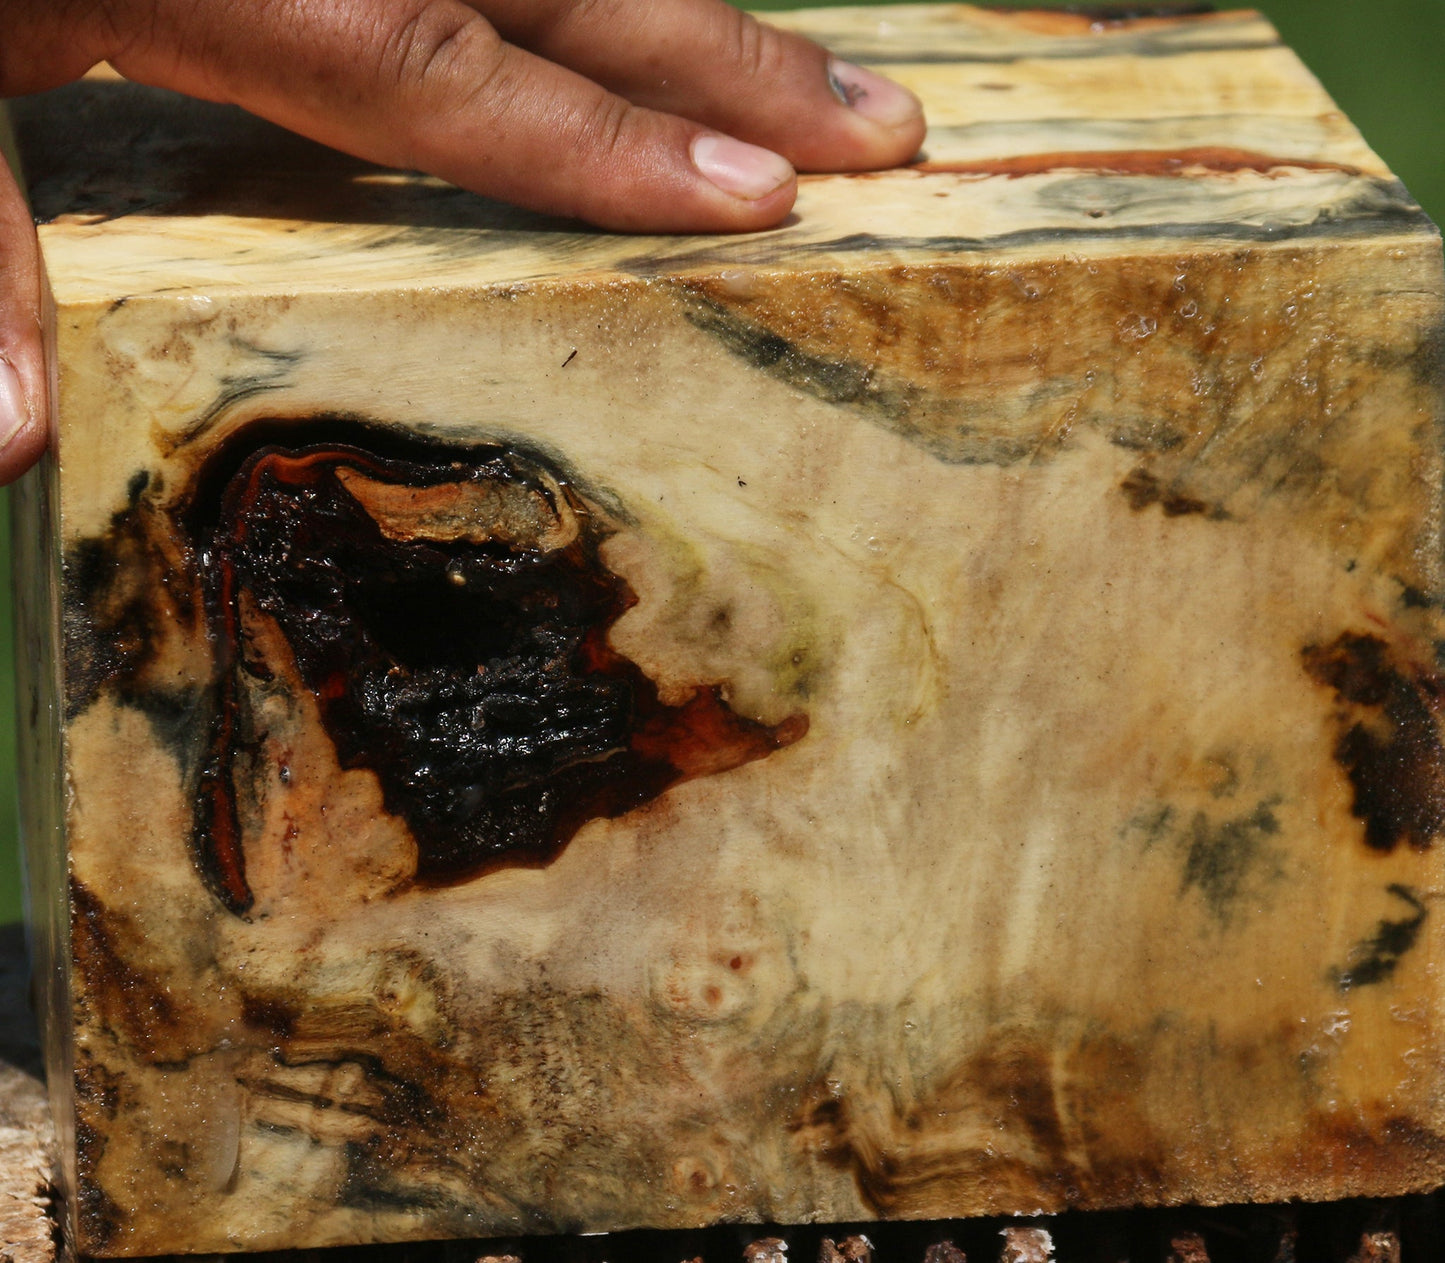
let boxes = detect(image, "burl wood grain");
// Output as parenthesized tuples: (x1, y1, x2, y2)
(7, 5, 1445, 1256)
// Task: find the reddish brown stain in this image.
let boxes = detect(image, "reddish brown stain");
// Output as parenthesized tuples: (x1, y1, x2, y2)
(1297, 1111, 1445, 1190)
(1302, 632, 1445, 852)
(1119, 467, 1216, 518)
(909, 147, 1362, 180)
(280, 813, 299, 859)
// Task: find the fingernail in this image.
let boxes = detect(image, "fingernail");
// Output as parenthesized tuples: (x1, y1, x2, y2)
(828, 58, 923, 130)
(0, 357, 30, 451)
(692, 134, 794, 201)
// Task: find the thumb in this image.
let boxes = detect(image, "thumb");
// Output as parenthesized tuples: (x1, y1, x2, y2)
(0, 140, 47, 486)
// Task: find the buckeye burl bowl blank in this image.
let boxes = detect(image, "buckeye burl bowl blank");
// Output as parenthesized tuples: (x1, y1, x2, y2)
(8, 4, 1445, 1256)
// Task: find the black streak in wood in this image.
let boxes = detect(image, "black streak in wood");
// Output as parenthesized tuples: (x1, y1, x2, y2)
(1302, 632, 1445, 853)
(1333, 885, 1428, 991)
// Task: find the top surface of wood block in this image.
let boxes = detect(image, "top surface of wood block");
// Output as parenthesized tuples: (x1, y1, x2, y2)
(10, 5, 1435, 304)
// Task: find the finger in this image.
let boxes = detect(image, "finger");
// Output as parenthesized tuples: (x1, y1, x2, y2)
(106, 0, 798, 233)
(482, 0, 925, 172)
(0, 152, 48, 485)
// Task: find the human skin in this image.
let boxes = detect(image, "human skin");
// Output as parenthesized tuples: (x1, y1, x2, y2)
(0, 0, 926, 485)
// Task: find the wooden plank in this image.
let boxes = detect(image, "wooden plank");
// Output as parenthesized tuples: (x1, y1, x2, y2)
(6, 4, 1445, 1256)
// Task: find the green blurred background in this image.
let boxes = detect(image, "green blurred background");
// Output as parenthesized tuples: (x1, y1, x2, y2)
(0, 0, 1441, 923)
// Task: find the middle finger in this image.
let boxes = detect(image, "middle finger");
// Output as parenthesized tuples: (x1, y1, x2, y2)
(476, 0, 925, 172)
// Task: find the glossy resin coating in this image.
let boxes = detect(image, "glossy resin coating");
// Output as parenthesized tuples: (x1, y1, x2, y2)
(7, 5, 1445, 1256)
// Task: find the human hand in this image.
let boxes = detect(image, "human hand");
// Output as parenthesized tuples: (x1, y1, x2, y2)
(0, 0, 926, 484)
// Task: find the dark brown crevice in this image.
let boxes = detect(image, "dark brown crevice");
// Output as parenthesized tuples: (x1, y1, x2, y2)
(194, 435, 806, 916)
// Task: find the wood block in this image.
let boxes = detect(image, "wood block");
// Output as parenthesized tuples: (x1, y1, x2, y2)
(8, 4, 1445, 1256)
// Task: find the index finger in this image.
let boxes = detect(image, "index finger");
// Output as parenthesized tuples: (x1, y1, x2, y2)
(0, 152, 48, 485)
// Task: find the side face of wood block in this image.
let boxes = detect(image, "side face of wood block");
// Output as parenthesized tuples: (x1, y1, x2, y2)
(10, 6, 1445, 1255)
